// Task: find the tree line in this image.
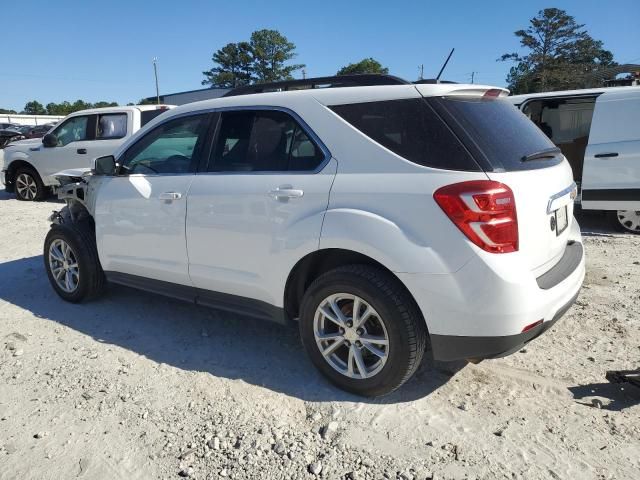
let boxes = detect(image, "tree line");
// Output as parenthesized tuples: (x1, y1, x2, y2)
(1, 8, 622, 117)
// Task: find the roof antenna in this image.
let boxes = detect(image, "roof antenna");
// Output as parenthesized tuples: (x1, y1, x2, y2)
(435, 48, 455, 83)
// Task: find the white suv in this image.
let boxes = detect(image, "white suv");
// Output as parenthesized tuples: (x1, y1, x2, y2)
(1, 104, 172, 200)
(43, 75, 585, 396)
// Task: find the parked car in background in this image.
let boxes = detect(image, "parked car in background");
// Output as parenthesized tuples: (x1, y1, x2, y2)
(45, 75, 584, 396)
(508, 86, 640, 233)
(1, 105, 173, 200)
(25, 123, 56, 139)
(0, 129, 25, 148)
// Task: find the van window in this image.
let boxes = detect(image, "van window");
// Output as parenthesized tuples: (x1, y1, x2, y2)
(588, 96, 640, 145)
(522, 96, 597, 181)
(209, 110, 324, 172)
(330, 99, 480, 171)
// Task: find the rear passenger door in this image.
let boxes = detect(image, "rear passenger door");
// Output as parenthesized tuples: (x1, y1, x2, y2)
(186, 108, 336, 308)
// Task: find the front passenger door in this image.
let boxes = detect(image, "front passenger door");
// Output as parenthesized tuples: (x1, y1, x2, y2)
(95, 113, 213, 285)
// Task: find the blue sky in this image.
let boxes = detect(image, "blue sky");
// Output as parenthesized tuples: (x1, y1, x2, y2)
(2, 0, 638, 111)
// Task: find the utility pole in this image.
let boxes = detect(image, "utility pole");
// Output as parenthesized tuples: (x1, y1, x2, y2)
(153, 57, 160, 105)
(470, 71, 476, 84)
(302, 68, 306, 79)
(418, 64, 424, 80)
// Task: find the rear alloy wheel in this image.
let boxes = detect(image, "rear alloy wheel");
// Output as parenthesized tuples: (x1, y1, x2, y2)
(15, 168, 46, 201)
(314, 293, 390, 379)
(615, 210, 640, 234)
(299, 265, 427, 397)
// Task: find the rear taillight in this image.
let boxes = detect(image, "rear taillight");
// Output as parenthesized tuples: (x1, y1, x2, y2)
(434, 180, 518, 253)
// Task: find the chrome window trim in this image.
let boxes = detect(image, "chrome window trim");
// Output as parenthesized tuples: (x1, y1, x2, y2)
(117, 106, 332, 177)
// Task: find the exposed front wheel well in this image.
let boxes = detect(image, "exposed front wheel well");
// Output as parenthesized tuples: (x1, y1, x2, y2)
(284, 248, 424, 324)
(6, 160, 38, 184)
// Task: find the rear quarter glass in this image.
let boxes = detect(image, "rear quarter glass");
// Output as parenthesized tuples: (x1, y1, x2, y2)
(329, 99, 482, 171)
(428, 96, 563, 172)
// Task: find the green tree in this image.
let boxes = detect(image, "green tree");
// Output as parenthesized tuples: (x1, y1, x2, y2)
(0, 108, 17, 114)
(337, 58, 389, 75)
(500, 8, 616, 93)
(22, 100, 47, 115)
(137, 98, 157, 105)
(250, 29, 304, 83)
(92, 101, 119, 108)
(202, 42, 254, 87)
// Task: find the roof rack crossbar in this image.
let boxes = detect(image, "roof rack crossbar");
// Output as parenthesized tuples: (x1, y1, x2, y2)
(223, 74, 411, 97)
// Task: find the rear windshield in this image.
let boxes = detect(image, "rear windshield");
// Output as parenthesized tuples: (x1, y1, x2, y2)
(329, 99, 481, 171)
(429, 96, 561, 171)
(141, 108, 170, 126)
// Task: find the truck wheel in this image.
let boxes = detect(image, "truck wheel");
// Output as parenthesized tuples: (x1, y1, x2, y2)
(299, 265, 427, 397)
(613, 210, 640, 234)
(44, 221, 105, 302)
(15, 167, 46, 201)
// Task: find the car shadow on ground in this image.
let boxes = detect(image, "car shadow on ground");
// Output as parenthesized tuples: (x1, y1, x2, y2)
(0, 255, 465, 404)
(568, 382, 640, 411)
(0, 189, 63, 203)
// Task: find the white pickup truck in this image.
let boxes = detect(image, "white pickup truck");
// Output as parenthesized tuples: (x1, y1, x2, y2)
(1, 104, 173, 200)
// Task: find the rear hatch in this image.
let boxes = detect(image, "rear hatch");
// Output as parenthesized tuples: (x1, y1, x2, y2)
(423, 90, 576, 274)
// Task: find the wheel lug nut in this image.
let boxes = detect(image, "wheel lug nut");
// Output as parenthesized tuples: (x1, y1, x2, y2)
(346, 321, 353, 328)
(339, 328, 345, 334)
(356, 329, 363, 335)
(355, 341, 362, 347)
(345, 340, 351, 347)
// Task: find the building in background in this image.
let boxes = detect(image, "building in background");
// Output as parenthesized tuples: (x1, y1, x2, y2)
(145, 87, 230, 106)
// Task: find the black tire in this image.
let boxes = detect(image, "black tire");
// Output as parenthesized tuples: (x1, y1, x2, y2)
(43, 221, 105, 302)
(299, 265, 427, 397)
(14, 167, 47, 201)
(610, 210, 640, 234)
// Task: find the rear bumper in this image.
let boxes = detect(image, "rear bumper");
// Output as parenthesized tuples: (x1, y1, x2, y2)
(429, 290, 579, 361)
(397, 218, 585, 361)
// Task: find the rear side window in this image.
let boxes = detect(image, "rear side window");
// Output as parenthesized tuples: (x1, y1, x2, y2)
(329, 99, 480, 171)
(209, 110, 325, 172)
(97, 113, 127, 139)
(430, 96, 561, 171)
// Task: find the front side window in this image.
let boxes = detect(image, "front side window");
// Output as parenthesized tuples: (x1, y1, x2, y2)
(52, 116, 89, 147)
(209, 110, 324, 172)
(97, 113, 127, 139)
(119, 114, 209, 175)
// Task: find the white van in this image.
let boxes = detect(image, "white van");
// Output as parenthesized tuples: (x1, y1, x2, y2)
(508, 86, 640, 233)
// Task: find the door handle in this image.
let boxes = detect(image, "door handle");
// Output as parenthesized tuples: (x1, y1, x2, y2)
(159, 192, 183, 201)
(77, 148, 87, 154)
(594, 152, 618, 158)
(268, 187, 304, 200)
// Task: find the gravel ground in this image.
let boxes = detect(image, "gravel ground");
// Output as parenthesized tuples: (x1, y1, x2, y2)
(0, 189, 639, 480)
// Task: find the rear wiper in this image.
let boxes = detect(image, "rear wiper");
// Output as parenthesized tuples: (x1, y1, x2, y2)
(521, 147, 561, 162)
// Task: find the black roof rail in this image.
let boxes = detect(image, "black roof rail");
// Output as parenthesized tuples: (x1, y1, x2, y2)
(223, 74, 411, 97)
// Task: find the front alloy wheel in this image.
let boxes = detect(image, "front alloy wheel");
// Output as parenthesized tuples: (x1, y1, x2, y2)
(16, 172, 38, 200)
(48, 239, 80, 293)
(616, 210, 640, 233)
